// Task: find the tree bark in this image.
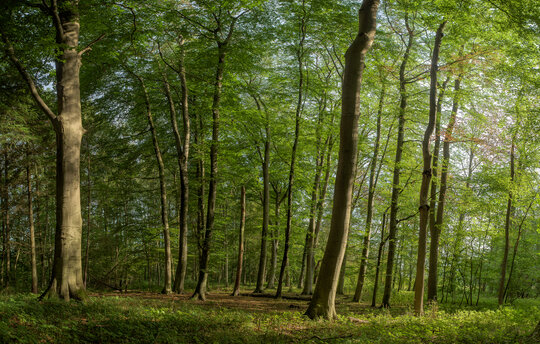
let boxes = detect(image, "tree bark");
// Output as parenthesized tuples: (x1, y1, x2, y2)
(498, 141, 514, 305)
(27, 147, 38, 293)
(426, 76, 450, 302)
(276, 1, 307, 299)
(305, 0, 379, 319)
(254, 98, 270, 294)
(232, 186, 246, 296)
(414, 21, 446, 315)
(427, 74, 461, 302)
(2, 1, 88, 300)
(192, 17, 237, 300)
(160, 45, 191, 293)
(382, 18, 414, 309)
(353, 83, 385, 302)
(133, 74, 172, 294)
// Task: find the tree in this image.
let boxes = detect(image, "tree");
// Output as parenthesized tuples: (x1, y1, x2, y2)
(1, 0, 94, 300)
(413, 20, 446, 315)
(305, 0, 380, 320)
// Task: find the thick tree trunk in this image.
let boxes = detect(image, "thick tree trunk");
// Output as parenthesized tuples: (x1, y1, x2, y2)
(305, 0, 379, 319)
(498, 141, 514, 305)
(382, 20, 414, 309)
(414, 21, 446, 315)
(3, 0, 88, 301)
(27, 148, 38, 293)
(353, 84, 385, 302)
(232, 186, 246, 296)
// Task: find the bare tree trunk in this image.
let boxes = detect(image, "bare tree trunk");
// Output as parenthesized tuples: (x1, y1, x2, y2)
(372, 212, 388, 306)
(192, 18, 237, 300)
(254, 98, 270, 294)
(426, 77, 449, 302)
(83, 144, 90, 288)
(382, 18, 414, 309)
(27, 147, 38, 293)
(1, 152, 9, 287)
(498, 141, 514, 305)
(276, 1, 307, 299)
(232, 187, 246, 296)
(427, 74, 461, 303)
(414, 21, 446, 315)
(160, 45, 191, 293)
(305, 0, 379, 319)
(132, 73, 172, 294)
(353, 83, 385, 302)
(3, 1, 90, 300)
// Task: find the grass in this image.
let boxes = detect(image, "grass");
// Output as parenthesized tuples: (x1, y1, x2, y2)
(0, 290, 538, 343)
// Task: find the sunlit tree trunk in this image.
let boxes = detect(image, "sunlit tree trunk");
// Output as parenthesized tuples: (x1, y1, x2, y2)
(382, 18, 414, 308)
(305, 0, 379, 319)
(414, 21, 446, 315)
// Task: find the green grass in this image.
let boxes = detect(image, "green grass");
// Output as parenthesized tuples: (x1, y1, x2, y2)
(0, 291, 538, 343)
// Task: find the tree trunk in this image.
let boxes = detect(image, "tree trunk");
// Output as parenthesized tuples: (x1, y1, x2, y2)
(232, 186, 246, 296)
(414, 21, 446, 315)
(133, 73, 172, 294)
(27, 147, 38, 293)
(382, 19, 414, 309)
(353, 83, 385, 302)
(254, 98, 270, 294)
(276, 2, 307, 299)
(427, 74, 461, 303)
(305, 0, 379, 319)
(426, 76, 450, 302)
(193, 18, 237, 300)
(498, 141, 514, 305)
(83, 144, 90, 288)
(160, 46, 191, 293)
(372, 213, 387, 307)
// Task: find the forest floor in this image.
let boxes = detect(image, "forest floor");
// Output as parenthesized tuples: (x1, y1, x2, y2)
(1, 288, 539, 343)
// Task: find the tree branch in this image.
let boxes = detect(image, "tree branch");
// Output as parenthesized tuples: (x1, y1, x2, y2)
(1, 30, 57, 122)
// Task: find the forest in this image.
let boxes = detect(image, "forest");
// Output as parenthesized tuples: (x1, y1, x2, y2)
(0, 0, 539, 343)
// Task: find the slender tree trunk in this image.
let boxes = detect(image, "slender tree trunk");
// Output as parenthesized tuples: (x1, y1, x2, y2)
(27, 148, 38, 293)
(232, 187, 246, 296)
(133, 74, 172, 294)
(503, 192, 534, 301)
(426, 77, 449, 302)
(498, 141, 514, 305)
(353, 84, 385, 302)
(276, 2, 307, 299)
(160, 47, 191, 293)
(254, 99, 270, 294)
(83, 144, 90, 288)
(382, 19, 414, 309)
(1, 152, 9, 287)
(193, 19, 237, 300)
(414, 21, 446, 315)
(427, 74, 461, 303)
(305, 0, 379, 319)
(372, 212, 387, 307)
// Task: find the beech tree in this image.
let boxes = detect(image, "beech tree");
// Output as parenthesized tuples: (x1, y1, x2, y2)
(305, 0, 380, 320)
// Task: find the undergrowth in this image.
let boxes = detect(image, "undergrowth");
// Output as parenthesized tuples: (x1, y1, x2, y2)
(0, 291, 538, 343)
